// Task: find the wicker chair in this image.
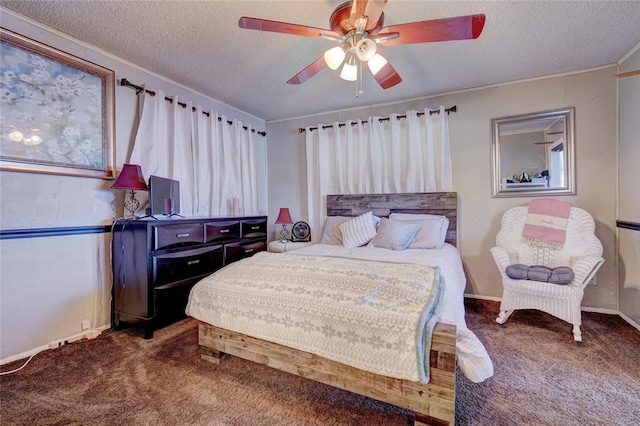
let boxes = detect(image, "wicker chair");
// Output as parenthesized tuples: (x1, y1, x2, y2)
(491, 206, 604, 341)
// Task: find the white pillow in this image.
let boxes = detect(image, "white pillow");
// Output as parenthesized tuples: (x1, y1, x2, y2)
(388, 213, 449, 249)
(320, 216, 352, 245)
(320, 214, 381, 245)
(368, 218, 421, 251)
(339, 211, 377, 248)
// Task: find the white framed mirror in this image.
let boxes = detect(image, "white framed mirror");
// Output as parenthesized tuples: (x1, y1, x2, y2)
(491, 107, 575, 198)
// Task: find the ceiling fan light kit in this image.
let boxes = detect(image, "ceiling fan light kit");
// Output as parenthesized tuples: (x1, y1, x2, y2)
(340, 54, 358, 81)
(238, 0, 485, 96)
(367, 53, 388, 76)
(355, 38, 377, 61)
(324, 46, 346, 70)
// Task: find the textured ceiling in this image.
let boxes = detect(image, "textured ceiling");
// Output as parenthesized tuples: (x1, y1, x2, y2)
(1, 1, 639, 121)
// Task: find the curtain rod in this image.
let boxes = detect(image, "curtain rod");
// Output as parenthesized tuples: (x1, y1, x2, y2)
(298, 105, 457, 133)
(120, 78, 266, 137)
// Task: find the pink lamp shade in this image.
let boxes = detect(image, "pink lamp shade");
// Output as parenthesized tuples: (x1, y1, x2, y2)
(112, 164, 148, 190)
(275, 208, 293, 225)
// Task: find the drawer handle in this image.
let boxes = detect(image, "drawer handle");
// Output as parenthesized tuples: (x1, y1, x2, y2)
(176, 233, 190, 238)
(187, 259, 200, 265)
(251, 226, 259, 230)
(244, 248, 254, 253)
(220, 229, 230, 233)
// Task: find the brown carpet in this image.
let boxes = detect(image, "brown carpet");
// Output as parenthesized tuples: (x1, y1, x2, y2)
(1, 299, 639, 425)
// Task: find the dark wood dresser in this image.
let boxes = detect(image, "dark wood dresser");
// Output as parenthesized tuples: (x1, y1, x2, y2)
(111, 216, 267, 338)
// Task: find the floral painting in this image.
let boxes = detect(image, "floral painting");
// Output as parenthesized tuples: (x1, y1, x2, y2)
(0, 28, 114, 179)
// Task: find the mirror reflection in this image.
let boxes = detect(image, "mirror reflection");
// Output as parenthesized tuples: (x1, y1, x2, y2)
(491, 107, 575, 197)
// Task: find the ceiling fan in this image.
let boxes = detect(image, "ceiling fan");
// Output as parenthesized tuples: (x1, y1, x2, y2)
(238, 0, 486, 94)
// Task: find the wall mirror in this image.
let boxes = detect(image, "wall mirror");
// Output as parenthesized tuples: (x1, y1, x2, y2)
(491, 107, 576, 198)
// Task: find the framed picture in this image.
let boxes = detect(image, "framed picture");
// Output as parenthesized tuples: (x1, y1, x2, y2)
(0, 28, 115, 179)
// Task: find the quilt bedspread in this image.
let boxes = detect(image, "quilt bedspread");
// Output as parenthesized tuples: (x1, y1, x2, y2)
(287, 244, 495, 383)
(187, 251, 443, 383)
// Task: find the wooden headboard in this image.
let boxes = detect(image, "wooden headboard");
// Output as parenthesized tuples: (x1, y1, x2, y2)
(326, 192, 458, 247)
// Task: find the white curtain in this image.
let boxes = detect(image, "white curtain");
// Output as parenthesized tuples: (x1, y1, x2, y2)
(191, 110, 260, 216)
(305, 106, 452, 241)
(129, 89, 260, 217)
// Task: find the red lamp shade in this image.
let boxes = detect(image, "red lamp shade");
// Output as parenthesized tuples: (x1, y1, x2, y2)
(275, 208, 293, 225)
(112, 164, 148, 190)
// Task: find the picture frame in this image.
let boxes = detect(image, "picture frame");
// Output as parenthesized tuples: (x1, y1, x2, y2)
(0, 27, 115, 179)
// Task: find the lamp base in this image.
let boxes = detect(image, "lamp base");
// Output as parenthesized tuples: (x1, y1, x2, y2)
(279, 224, 289, 243)
(123, 190, 140, 218)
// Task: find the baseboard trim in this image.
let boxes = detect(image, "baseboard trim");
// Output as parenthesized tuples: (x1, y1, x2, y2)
(581, 306, 619, 315)
(465, 294, 640, 330)
(618, 311, 640, 331)
(463, 293, 501, 302)
(0, 325, 110, 366)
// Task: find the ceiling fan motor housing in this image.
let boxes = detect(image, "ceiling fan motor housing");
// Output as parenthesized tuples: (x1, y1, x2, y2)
(330, 1, 385, 34)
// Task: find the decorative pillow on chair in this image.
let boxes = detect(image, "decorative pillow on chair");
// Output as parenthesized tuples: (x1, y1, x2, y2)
(339, 211, 377, 248)
(505, 263, 529, 280)
(549, 266, 574, 284)
(388, 213, 449, 249)
(527, 265, 552, 282)
(505, 264, 574, 285)
(368, 218, 420, 251)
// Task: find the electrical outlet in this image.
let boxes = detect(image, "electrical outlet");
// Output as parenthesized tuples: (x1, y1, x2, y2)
(80, 319, 91, 331)
(48, 339, 68, 349)
(588, 276, 597, 286)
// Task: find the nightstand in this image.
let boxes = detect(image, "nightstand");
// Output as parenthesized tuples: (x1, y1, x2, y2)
(268, 240, 313, 253)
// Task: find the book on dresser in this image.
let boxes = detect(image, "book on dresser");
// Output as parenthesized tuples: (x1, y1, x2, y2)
(111, 216, 267, 338)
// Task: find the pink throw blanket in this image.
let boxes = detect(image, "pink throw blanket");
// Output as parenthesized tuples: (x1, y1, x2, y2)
(522, 198, 571, 248)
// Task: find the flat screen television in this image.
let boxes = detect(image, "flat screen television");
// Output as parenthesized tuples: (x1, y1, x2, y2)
(148, 175, 180, 217)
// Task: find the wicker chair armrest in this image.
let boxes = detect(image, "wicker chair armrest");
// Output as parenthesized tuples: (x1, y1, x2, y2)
(569, 255, 605, 288)
(490, 246, 514, 277)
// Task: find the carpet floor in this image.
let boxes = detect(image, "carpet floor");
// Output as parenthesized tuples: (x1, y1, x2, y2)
(1, 299, 639, 425)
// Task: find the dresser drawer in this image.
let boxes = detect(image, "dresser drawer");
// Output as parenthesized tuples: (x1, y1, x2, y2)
(205, 220, 241, 242)
(153, 223, 204, 250)
(242, 218, 267, 238)
(224, 240, 266, 265)
(152, 245, 223, 286)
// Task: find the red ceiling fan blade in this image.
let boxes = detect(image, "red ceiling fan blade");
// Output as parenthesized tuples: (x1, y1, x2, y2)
(365, 54, 402, 89)
(349, 0, 388, 30)
(238, 17, 340, 39)
(377, 14, 486, 46)
(287, 56, 328, 85)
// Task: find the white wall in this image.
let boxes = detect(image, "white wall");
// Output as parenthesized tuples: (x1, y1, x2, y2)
(0, 234, 111, 358)
(0, 9, 267, 362)
(617, 45, 640, 326)
(267, 67, 619, 310)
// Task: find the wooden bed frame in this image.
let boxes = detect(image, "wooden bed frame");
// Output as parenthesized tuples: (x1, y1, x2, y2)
(197, 192, 459, 425)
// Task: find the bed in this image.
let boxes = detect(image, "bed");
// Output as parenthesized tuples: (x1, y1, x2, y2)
(187, 192, 493, 425)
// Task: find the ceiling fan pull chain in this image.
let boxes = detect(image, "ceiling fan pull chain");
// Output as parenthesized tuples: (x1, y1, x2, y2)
(356, 61, 364, 97)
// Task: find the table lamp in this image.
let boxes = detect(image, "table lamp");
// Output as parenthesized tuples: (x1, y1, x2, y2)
(112, 164, 148, 218)
(274, 208, 293, 243)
